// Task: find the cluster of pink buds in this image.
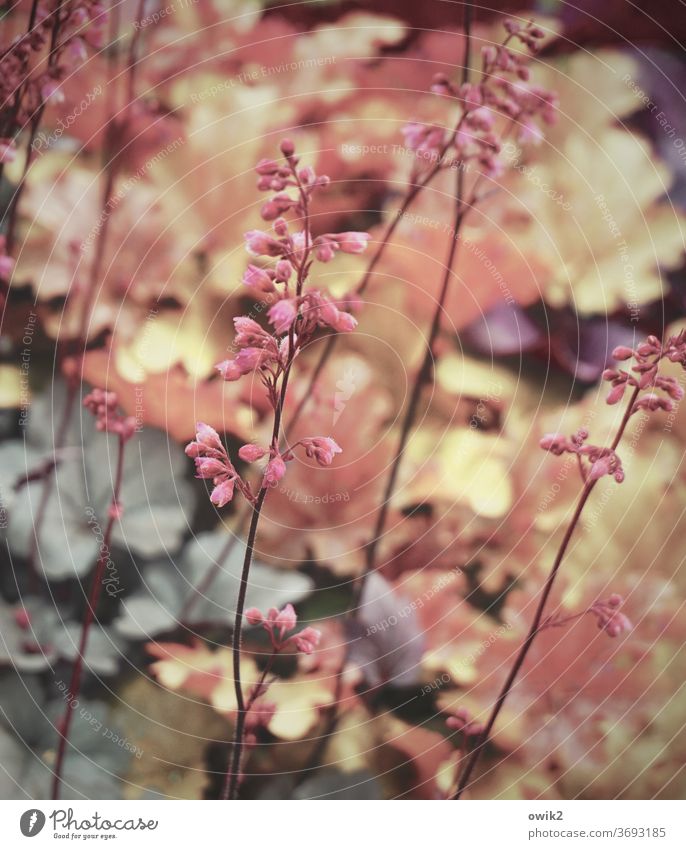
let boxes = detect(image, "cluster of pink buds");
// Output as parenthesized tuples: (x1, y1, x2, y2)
(238, 436, 342, 491)
(255, 138, 330, 220)
(604, 336, 685, 412)
(542, 334, 686, 484)
(83, 389, 136, 441)
(404, 19, 556, 177)
(189, 142, 358, 509)
(446, 707, 484, 737)
(245, 604, 322, 655)
(589, 594, 633, 638)
(217, 139, 369, 386)
(186, 423, 254, 507)
(221, 141, 367, 389)
(0, 2, 107, 134)
(540, 428, 625, 483)
(187, 424, 341, 506)
(312, 231, 370, 262)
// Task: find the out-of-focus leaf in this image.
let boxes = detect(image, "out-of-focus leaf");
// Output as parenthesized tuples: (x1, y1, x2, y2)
(462, 302, 543, 357)
(347, 573, 424, 687)
(6, 382, 195, 579)
(116, 530, 313, 639)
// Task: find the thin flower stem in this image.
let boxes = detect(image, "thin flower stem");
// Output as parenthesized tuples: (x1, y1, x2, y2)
(296, 174, 474, 778)
(25, 3, 145, 584)
(6, 0, 67, 252)
(295, 6, 475, 782)
(224, 200, 312, 799)
(185, 9, 472, 617)
(353, 164, 471, 612)
(453, 385, 641, 799)
(224, 486, 267, 801)
(51, 431, 127, 800)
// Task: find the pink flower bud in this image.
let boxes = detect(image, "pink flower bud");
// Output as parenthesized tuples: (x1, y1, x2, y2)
(194, 457, 228, 479)
(216, 359, 243, 381)
(292, 627, 321, 654)
(245, 230, 283, 257)
(313, 238, 336, 263)
(238, 443, 268, 462)
(606, 383, 626, 405)
(300, 436, 342, 466)
(255, 158, 280, 175)
(332, 310, 357, 332)
(612, 346, 635, 361)
(245, 607, 264, 625)
(335, 232, 370, 254)
(268, 298, 298, 334)
(275, 603, 297, 633)
(588, 456, 611, 481)
(210, 478, 235, 507)
(280, 138, 295, 157)
(264, 455, 287, 487)
(195, 423, 223, 450)
(242, 264, 275, 293)
(274, 259, 293, 281)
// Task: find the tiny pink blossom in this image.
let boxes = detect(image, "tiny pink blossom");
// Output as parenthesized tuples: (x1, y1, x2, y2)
(238, 443, 268, 462)
(255, 158, 280, 175)
(291, 627, 321, 655)
(264, 455, 287, 487)
(590, 595, 632, 638)
(331, 310, 357, 332)
(268, 298, 298, 334)
(195, 422, 223, 450)
(274, 259, 293, 281)
(243, 264, 276, 293)
(274, 603, 297, 634)
(334, 232, 370, 254)
(210, 478, 235, 507)
(215, 359, 243, 381)
(83, 388, 136, 440)
(588, 456, 611, 482)
(313, 238, 336, 263)
(300, 436, 342, 466)
(234, 316, 273, 348)
(245, 607, 264, 625)
(194, 457, 228, 479)
(245, 229, 283, 257)
(247, 603, 320, 656)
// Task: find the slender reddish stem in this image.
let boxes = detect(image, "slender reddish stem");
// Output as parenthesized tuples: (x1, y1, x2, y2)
(224, 178, 314, 798)
(51, 432, 127, 800)
(453, 385, 641, 799)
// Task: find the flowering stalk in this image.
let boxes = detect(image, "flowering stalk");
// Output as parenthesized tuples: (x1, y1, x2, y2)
(51, 389, 135, 800)
(24, 3, 154, 585)
(220, 604, 321, 797)
(453, 333, 686, 798)
(295, 15, 558, 782)
(185, 139, 369, 799)
(358, 18, 554, 590)
(3, 1, 108, 251)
